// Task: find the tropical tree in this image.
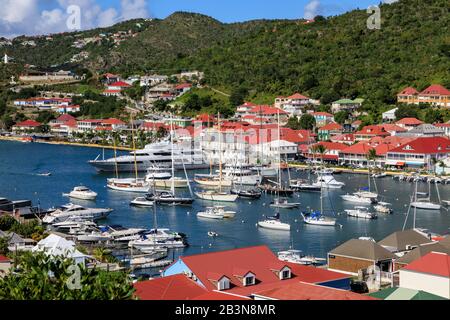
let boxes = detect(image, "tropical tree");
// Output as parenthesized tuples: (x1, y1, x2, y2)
(0, 236, 10, 255)
(366, 148, 377, 175)
(0, 251, 134, 300)
(299, 114, 316, 130)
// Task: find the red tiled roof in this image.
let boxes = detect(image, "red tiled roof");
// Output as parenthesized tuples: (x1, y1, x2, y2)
(398, 87, 419, 96)
(102, 118, 126, 125)
(287, 93, 310, 100)
(319, 123, 343, 131)
(419, 84, 450, 96)
(0, 255, 10, 263)
(179, 245, 349, 294)
(14, 120, 41, 127)
(253, 282, 377, 300)
(312, 112, 333, 117)
(331, 133, 355, 143)
(175, 83, 192, 90)
(403, 252, 450, 278)
(56, 114, 76, 122)
(355, 125, 390, 137)
(239, 102, 257, 108)
(192, 291, 250, 300)
(134, 274, 208, 300)
(435, 123, 450, 128)
(388, 137, 450, 155)
(103, 89, 122, 94)
(340, 142, 376, 155)
(248, 105, 288, 115)
(381, 124, 407, 133)
(396, 118, 423, 125)
(109, 81, 131, 87)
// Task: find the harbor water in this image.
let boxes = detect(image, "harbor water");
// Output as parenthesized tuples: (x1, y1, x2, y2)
(1, 140, 450, 262)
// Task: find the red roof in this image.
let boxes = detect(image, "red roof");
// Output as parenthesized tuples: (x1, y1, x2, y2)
(355, 125, 390, 137)
(319, 123, 343, 131)
(56, 114, 76, 122)
(134, 274, 208, 300)
(253, 282, 377, 300)
(435, 123, 450, 128)
(340, 142, 377, 155)
(109, 81, 131, 88)
(388, 137, 450, 155)
(179, 245, 349, 295)
(0, 255, 10, 263)
(419, 84, 450, 96)
(287, 93, 310, 100)
(380, 124, 407, 133)
(403, 252, 450, 278)
(331, 133, 355, 143)
(14, 120, 41, 127)
(239, 102, 257, 108)
(192, 291, 250, 300)
(103, 73, 119, 78)
(175, 83, 192, 90)
(312, 112, 333, 117)
(248, 105, 288, 116)
(396, 118, 423, 126)
(102, 118, 126, 125)
(314, 141, 348, 151)
(398, 87, 419, 96)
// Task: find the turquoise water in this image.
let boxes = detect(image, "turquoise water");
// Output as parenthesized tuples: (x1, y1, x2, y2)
(1, 140, 450, 261)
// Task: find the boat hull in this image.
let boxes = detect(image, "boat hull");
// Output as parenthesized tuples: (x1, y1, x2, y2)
(195, 192, 238, 202)
(258, 220, 291, 231)
(411, 202, 441, 210)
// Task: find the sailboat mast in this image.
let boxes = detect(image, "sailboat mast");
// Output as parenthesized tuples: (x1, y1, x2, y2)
(413, 180, 418, 229)
(218, 112, 222, 192)
(277, 111, 281, 199)
(113, 136, 119, 179)
(130, 113, 138, 182)
(170, 114, 175, 195)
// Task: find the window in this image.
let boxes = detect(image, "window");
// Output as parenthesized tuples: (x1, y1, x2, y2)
(281, 270, 291, 279)
(244, 275, 255, 286)
(218, 278, 230, 291)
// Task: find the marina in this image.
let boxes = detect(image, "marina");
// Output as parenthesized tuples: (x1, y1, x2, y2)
(2, 140, 450, 268)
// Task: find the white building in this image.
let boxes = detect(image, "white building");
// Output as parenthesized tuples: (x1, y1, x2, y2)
(399, 252, 450, 299)
(382, 108, 397, 122)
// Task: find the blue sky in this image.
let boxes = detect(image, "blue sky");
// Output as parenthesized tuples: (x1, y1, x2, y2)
(0, 0, 396, 38)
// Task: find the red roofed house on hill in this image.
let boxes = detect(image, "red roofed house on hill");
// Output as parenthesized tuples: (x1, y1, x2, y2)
(395, 117, 424, 130)
(385, 136, 450, 168)
(354, 125, 391, 142)
(12, 120, 42, 133)
(103, 81, 131, 97)
(174, 83, 192, 95)
(234, 105, 289, 125)
(397, 85, 450, 107)
(399, 252, 450, 299)
(275, 93, 320, 116)
(161, 245, 352, 299)
(311, 112, 334, 127)
(318, 122, 344, 141)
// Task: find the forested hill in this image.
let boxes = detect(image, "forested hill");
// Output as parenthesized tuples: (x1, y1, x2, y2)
(2, 0, 449, 108)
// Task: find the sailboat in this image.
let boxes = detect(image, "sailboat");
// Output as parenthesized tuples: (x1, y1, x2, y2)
(195, 113, 238, 202)
(258, 212, 291, 231)
(354, 163, 378, 200)
(107, 115, 150, 193)
(290, 132, 321, 192)
(145, 165, 189, 188)
(411, 179, 441, 210)
(145, 115, 194, 206)
(301, 166, 337, 226)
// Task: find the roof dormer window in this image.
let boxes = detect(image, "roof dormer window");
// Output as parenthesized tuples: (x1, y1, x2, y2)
(217, 276, 230, 291)
(244, 274, 255, 286)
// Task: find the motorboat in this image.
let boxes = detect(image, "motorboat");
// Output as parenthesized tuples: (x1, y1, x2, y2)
(208, 231, 219, 237)
(89, 140, 209, 172)
(372, 172, 387, 178)
(107, 178, 150, 193)
(354, 190, 378, 201)
(221, 168, 262, 186)
(52, 219, 97, 232)
(258, 213, 290, 231)
(130, 197, 154, 207)
(129, 236, 186, 250)
(77, 232, 112, 243)
(230, 188, 262, 199)
(270, 198, 300, 209)
(37, 172, 52, 176)
(145, 166, 172, 180)
(197, 206, 236, 219)
(194, 174, 233, 187)
(374, 202, 393, 214)
(64, 186, 97, 201)
(195, 190, 238, 202)
(341, 194, 374, 204)
(411, 200, 441, 210)
(313, 174, 345, 189)
(145, 190, 194, 206)
(250, 165, 278, 177)
(290, 180, 321, 192)
(277, 250, 326, 266)
(345, 207, 377, 219)
(42, 204, 113, 224)
(301, 211, 336, 226)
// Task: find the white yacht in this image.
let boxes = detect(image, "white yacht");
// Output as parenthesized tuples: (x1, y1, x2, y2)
(77, 232, 112, 243)
(258, 213, 291, 231)
(354, 190, 378, 200)
(277, 250, 326, 265)
(89, 140, 208, 172)
(194, 174, 233, 187)
(197, 206, 236, 220)
(270, 198, 300, 209)
(345, 207, 377, 219)
(107, 178, 150, 193)
(313, 174, 345, 189)
(145, 166, 188, 188)
(129, 237, 186, 250)
(195, 190, 238, 202)
(64, 186, 97, 201)
(250, 165, 278, 177)
(42, 204, 113, 224)
(221, 168, 262, 186)
(130, 197, 155, 207)
(341, 194, 374, 204)
(411, 200, 441, 210)
(374, 202, 393, 214)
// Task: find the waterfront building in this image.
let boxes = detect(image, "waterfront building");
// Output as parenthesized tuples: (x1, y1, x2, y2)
(12, 120, 41, 133)
(77, 119, 104, 132)
(434, 123, 450, 137)
(395, 243, 450, 271)
(303, 141, 347, 163)
(399, 252, 450, 299)
(327, 239, 396, 277)
(378, 229, 435, 256)
(385, 136, 450, 168)
(318, 122, 343, 141)
(396, 124, 445, 138)
(161, 246, 352, 299)
(397, 85, 450, 107)
(354, 125, 390, 142)
(331, 98, 364, 114)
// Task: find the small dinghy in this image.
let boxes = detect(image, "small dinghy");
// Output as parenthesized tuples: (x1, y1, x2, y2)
(208, 231, 219, 237)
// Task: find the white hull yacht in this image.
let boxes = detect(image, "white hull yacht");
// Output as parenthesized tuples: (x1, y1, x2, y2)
(43, 204, 112, 224)
(64, 186, 97, 200)
(345, 207, 377, 219)
(107, 178, 150, 193)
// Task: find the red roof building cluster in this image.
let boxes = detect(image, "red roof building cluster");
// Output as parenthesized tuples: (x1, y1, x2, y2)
(397, 85, 450, 107)
(403, 252, 450, 278)
(13, 120, 41, 128)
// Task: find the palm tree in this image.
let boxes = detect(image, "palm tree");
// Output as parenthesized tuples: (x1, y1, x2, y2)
(430, 157, 438, 176)
(311, 144, 327, 168)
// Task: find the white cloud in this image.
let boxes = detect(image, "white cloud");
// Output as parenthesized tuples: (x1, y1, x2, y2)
(0, 0, 150, 38)
(304, 0, 321, 20)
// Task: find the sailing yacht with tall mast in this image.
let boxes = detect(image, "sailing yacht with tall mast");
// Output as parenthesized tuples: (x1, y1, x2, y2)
(411, 179, 441, 210)
(107, 116, 150, 193)
(195, 113, 238, 202)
